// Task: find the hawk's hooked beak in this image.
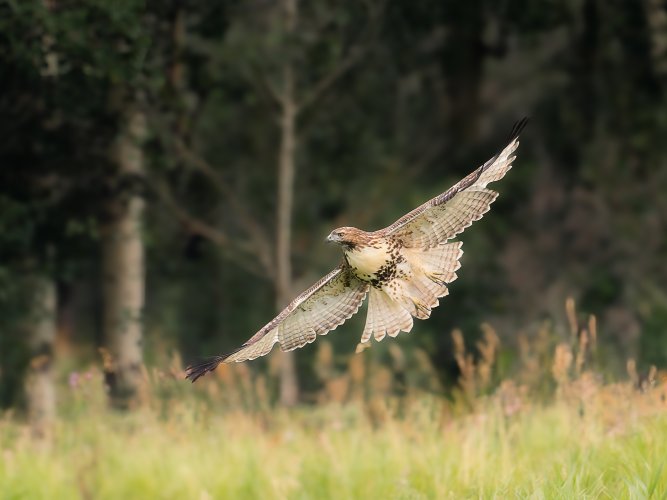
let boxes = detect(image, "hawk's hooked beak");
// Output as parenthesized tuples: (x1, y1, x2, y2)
(326, 231, 341, 244)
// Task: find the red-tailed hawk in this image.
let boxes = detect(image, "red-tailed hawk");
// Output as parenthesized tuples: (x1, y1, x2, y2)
(186, 118, 528, 382)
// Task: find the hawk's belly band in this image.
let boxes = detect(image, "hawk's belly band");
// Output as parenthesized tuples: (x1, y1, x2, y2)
(344, 245, 391, 281)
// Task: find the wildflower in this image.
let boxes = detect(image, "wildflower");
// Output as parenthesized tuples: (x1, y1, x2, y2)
(69, 371, 80, 389)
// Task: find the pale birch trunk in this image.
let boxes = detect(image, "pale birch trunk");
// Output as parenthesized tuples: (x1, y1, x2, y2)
(275, 0, 299, 407)
(25, 275, 57, 437)
(24, 0, 59, 436)
(102, 108, 146, 409)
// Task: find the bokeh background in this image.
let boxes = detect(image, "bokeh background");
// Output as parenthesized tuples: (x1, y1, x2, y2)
(1, 1, 667, 496)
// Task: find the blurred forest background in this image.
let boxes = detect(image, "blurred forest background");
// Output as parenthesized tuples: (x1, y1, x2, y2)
(1, 0, 667, 425)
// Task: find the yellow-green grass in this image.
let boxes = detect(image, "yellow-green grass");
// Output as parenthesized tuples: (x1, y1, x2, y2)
(6, 305, 663, 498)
(2, 387, 667, 499)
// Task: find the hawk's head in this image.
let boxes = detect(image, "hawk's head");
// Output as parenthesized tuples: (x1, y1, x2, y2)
(326, 226, 369, 248)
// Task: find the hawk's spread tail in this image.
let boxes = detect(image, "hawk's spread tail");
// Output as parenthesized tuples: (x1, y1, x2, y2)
(362, 287, 414, 342)
(360, 241, 463, 344)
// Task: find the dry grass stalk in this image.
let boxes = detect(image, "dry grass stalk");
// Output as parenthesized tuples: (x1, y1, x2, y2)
(552, 343, 573, 386)
(565, 297, 578, 337)
(588, 315, 597, 351)
(575, 329, 589, 376)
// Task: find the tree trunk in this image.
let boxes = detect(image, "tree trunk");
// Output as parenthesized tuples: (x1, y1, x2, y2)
(24, 274, 57, 438)
(275, 0, 299, 407)
(102, 108, 147, 409)
(25, 0, 58, 436)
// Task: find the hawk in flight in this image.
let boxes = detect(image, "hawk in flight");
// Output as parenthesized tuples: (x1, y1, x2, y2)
(186, 118, 528, 382)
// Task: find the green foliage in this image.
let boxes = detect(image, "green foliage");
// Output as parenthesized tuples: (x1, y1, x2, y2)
(0, 0, 157, 408)
(0, 0, 152, 268)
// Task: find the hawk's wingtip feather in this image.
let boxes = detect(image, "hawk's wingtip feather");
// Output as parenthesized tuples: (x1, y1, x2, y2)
(184, 355, 226, 383)
(185, 345, 249, 382)
(508, 117, 529, 142)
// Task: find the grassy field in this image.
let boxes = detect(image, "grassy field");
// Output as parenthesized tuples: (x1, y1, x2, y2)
(2, 370, 667, 499)
(3, 312, 667, 499)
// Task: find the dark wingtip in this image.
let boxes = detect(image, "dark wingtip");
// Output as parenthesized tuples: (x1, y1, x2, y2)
(508, 116, 530, 142)
(185, 356, 225, 383)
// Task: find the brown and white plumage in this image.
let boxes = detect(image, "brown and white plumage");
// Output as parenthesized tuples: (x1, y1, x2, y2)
(185, 118, 527, 383)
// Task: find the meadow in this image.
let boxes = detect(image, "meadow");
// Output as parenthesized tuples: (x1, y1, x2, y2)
(2, 310, 667, 499)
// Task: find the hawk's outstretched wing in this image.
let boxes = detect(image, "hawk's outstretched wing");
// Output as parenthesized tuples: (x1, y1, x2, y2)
(185, 265, 369, 382)
(380, 118, 528, 247)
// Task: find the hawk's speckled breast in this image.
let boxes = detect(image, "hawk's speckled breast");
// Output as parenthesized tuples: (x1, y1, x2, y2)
(343, 238, 405, 287)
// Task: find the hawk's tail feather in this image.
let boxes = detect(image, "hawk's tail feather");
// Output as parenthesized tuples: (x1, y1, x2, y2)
(185, 354, 232, 383)
(361, 287, 414, 343)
